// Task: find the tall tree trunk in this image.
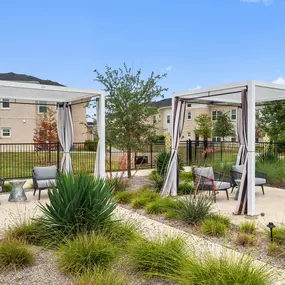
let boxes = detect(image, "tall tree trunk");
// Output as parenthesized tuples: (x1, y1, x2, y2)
(127, 148, 132, 178)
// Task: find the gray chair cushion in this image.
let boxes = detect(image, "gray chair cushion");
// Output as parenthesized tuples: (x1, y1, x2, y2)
(232, 165, 244, 173)
(255, 178, 266, 185)
(33, 166, 57, 180)
(215, 181, 231, 190)
(195, 167, 214, 179)
(37, 179, 56, 189)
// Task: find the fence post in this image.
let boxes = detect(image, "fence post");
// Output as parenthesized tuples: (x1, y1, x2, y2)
(194, 140, 197, 162)
(220, 141, 223, 161)
(150, 143, 153, 169)
(189, 139, 192, 164)
(57, 141, 60, 170)
(109, 144, 112, 173)
(186, 140, 189, 165)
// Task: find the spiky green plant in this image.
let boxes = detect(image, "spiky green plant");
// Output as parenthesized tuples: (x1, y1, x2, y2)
(131, 190, 159, 209)
(174, 194, 213, 225)
(240, 222, 256, 235)
(57, 234, 118, 274)
(114, 191, 134, 204)
(0, 239, 34, 271)
(156, 152, 183, 177)
(201, 219, 228, 237)
(38, 173, 116, 235)
(146, 198, 181, 214)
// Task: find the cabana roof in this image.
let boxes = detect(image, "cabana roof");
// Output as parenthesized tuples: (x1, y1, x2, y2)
(174, 80, 285, 106)
(0, 80, 104, 103)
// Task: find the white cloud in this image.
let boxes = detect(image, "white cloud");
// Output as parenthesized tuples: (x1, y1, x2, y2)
(165, 66, 172, 72)
(188, 85, 201, 90)
(240, 0, 274, 6)
(273, 76, 285, 85)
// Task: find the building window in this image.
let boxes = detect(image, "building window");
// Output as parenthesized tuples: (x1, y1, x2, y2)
(167, 115, 170, 124)
(187, 103, 191, 108)
(187, 132, 191, 138)
(187, 111, 191, 120)
(1, 128, 11, 138)
(1, 99, 10, 109)
(231, 109, 237, 120)
(38, 101, 48, 113)
(212, 110, 222, 121)
(231, 137, 236, 142)
(153, 116, 157, 124)
(212, 136, 221, 142)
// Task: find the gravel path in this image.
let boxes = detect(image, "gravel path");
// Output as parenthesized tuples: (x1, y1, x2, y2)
(0, 247, 72, 285)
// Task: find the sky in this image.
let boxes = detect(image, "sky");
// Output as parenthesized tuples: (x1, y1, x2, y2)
(0, 0, 285, 119)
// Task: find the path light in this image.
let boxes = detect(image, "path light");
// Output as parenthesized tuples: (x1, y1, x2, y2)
(267, 222, 276, 242)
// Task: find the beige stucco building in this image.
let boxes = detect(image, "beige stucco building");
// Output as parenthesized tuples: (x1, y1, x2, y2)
(151, 98, 240, 142)
(0, 73, 89, 143)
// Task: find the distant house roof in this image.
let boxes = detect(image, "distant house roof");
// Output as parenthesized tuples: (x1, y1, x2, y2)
(0, 72, 65, 86)
(151, 98, 171, 108)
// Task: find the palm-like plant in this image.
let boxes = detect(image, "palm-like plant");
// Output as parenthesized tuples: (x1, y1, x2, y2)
(38, 173, 116, 235)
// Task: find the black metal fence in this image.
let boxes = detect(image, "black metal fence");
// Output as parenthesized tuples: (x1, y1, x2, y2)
(0, 140, 283, 179)
(0, 142, 165, 179)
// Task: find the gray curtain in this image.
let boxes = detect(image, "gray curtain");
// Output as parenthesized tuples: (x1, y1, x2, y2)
(160, 98, 186, 197)
(57, 102, 74, 173)
(94, 98, 100, 176)
(234, 89, 248, 215)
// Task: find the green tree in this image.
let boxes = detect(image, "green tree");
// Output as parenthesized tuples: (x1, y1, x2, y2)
(93, 64, 168, 178)
(258, 101, 285, 143)
(195, 114, 213, 140)
(213, 112, 235, 140)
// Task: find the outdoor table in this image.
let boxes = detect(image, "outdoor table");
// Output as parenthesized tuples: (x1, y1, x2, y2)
(8, 180, 27, 202)
(234, 179, 241, 201)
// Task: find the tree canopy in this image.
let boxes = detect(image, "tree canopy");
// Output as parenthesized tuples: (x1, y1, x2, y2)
(194, 114, 213, 140)
(213, 112, 235, 140)
(257, 101, 285, 142)
(93, 63, 168, 177)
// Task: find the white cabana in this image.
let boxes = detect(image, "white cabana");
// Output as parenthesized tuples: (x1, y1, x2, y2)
(0, 80, 105, 177)
(162, 80, 285, 216)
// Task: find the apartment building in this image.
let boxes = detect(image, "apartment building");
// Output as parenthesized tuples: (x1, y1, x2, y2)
(0, 72, 89, 143)
(151, 98, 241, 142)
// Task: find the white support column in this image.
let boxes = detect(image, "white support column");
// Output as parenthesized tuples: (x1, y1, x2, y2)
(98, 92, 106, 178)
(247, 81, 256, 216)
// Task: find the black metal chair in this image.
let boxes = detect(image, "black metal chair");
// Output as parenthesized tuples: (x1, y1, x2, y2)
(230, 165, 266, 195)
(193, 167, 232, 202)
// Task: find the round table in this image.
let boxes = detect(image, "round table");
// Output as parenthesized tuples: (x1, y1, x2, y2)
(8, 180, 27, 202)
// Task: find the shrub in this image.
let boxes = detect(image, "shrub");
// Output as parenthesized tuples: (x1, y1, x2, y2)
(180, 171, 193, 182)
(174, 194, 213, 225)
(268, 226, 285, 245)
(148, 171, 164, 191)
(114, 191, 134, 204)
(156, 152, 183, 177)
(201, 219, 228, 237)
(146, 198, 180, 215)
(178, 182, 195, 195)
(208, 213, 231, 226)
(101, 221, 143, 248)
(38, 173, 116, 235)
(75, 268, 127, 285)
(236, 233, 257, 246)
(131, 190, 159, 209)
(164, 210, 180, 220)
(267, 242, 284, 257)
(84, 139, 98, 151)
(0, 239, 34, 271)
(173, 254, 273, 285)
(240, 222, 256, 235)
(130, 237, 188, 277)
(57, 234, 118, 274)
(2, 183, 12, 192)
(107, 176, 128, 193)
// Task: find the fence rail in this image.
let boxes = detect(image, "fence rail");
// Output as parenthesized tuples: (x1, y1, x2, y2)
(0, 142, 165, 179)
(0, 140, 282, 179)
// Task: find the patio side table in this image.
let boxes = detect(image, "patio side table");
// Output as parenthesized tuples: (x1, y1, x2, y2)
(8, 180, 27, 202)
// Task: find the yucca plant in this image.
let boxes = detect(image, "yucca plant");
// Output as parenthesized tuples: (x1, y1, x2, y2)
(156, 152, 183, 177)
(38, 173, 116, 235)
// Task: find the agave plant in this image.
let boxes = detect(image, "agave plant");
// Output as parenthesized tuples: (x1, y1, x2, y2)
(38, 173, 116, 235)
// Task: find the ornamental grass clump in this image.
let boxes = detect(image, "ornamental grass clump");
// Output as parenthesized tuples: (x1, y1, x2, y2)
(57, 234, 118, 274)
(0, 239, 34, 271)
(74, 268, 127, 285)
(114, 191, 134, 204)
(201, 218, 228, 237)
(131, 190, 159, 209)
(268, 226, 285, 246)
(240, 221, 257, 235)
(175, 194, 213, 225)
(236, 233, 257, 247)
(145, 197, 181, 215)
(130, 236, 188, 278)
(38, 173, 116, 235)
